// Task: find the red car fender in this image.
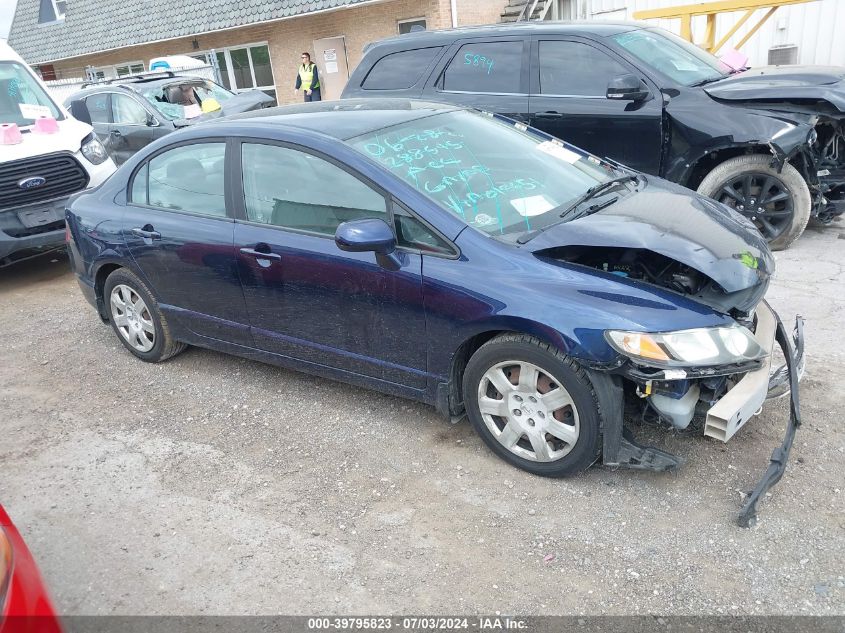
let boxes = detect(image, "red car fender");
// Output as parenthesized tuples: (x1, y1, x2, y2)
(0, 506, 61, 633)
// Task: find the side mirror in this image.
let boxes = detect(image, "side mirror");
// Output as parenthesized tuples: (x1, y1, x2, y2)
(146, 113, 160, 127)
(68, 100, 92, 125)
(335, 218, 402, 270)
(335, 218, 396, 254)
(606, 74, 649, 102)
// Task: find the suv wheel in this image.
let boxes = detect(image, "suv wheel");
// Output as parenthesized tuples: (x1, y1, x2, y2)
(697, 154, 811, 251)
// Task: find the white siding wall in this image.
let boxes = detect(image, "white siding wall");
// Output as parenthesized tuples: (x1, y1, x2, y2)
(567, 0, 845, 67)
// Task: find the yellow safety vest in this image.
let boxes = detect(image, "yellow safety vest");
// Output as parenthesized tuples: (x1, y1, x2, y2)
(299, 63, 319, 90)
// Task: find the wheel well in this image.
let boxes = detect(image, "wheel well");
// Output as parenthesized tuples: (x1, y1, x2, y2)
(94, 263, 122, 320)
(684, 145, 772, 191)
(447, 330, 512, 417)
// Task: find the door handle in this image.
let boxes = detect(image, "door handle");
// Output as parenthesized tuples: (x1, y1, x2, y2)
(534, 111, 562, 119)
(131, 226, 161, 240)
(111, 129, 122, 137)
(240, 247, 281, 261)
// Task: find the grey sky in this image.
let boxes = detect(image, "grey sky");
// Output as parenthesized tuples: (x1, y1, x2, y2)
(1, 0, 19, 39)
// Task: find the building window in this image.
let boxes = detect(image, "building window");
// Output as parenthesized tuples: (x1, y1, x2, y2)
(38, 0, 66, 23)
(115, 62, 145, 77)
(197, 43, 276, 103)
(88, 62, 145, 81)
(398, 18, 426, 35)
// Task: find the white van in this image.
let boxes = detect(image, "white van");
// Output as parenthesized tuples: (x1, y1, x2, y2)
(0, 42, 115, 265)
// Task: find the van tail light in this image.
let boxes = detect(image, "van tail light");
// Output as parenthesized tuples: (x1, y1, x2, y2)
(65, 224, 71, 244)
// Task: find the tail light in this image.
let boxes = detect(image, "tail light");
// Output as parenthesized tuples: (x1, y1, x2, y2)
(65, 224, 71, 244)
(0, 528, 12, 610)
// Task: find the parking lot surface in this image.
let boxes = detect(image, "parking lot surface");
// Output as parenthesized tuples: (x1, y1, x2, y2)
(1, 226, 843, 615)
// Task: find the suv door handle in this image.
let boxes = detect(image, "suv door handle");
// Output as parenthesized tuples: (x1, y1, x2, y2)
(534, 111, 562, 119)
(240, 247, 281, 261)
(131, 226, 161, 240)
(111, 129, 122, 137)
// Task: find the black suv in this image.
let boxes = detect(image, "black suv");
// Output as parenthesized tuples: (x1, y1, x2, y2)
(65, 72, 273, 165)
(342, 22, 845, 249)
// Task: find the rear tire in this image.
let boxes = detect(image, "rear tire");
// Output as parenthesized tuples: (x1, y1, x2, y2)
(462, 334, 601, 477)
(697, 154, 810, 251)
(103, 268, 186, 362)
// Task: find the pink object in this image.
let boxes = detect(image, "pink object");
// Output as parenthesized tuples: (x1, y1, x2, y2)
(719, 48, 749, 72)
(32, 116, 59, 134)
(0, 123, 23, 144)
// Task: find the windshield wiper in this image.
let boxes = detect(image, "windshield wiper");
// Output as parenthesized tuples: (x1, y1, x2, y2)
(690, 75, 727, 87)
(558, 175, 638, 220)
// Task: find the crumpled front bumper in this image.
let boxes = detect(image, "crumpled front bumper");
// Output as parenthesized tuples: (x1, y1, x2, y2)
(704, 301, 805, 442)
(736, 308, 804, 527)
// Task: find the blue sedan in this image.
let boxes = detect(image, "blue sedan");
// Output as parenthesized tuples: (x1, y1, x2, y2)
(67, 100, 802, 521)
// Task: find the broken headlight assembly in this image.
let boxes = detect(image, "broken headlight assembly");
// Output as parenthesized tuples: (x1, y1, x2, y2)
(605, 324, 766, 367)
(80, 132, 109, 165)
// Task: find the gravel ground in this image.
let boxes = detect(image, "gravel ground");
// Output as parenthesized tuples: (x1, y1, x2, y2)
(0, 225, 843, 616)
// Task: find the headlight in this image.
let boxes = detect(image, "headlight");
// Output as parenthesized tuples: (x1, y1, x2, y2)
(80, 133, 109, 165)
(605, 324, 766, 367)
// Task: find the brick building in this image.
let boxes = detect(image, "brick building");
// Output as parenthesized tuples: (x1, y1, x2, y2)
(8, 0, 509, 104)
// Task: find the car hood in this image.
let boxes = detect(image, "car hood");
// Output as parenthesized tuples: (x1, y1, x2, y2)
(526, 178, 774, 314)
(705, 65, 845, 112)
(175, 90, 274, 126)
(0, 117, 93, 163)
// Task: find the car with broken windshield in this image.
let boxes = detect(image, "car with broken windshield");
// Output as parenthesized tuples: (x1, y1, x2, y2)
(64, 72, 273, 165)
(343, 22, 845, 250)
(66, 100, 803, 525)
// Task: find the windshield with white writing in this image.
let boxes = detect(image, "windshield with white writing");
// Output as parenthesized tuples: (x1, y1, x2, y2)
(347, 111, 616, 236)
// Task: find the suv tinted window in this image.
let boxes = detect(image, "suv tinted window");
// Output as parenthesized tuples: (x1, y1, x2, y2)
(539, 41, 628, 96)
(442, 41, 523, 94)
(112, 93, 148, 125)
(362, 47, 442, 90)
(85, 94, 110, 123)
(241, 143, 388, 236)
(140, 143, 227, 216)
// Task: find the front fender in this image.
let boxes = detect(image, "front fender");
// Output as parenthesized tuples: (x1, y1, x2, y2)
(664, 99, 816, 185)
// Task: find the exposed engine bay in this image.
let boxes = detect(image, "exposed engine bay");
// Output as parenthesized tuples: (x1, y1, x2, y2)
(808, 116, 845, 223)
(540, 245, 759, 319)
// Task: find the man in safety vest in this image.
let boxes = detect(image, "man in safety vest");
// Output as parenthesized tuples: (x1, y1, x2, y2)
(294, 52, 321, 102)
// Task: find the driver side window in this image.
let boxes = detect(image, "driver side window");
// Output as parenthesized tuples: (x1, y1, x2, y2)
(241, 142, 389, 236)
(539, 41, 628, 97)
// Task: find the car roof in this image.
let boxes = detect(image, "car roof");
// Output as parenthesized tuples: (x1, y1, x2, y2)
(367, 20, 646, 50)
(219, 99, 464, 140)
(66, 74, 210, 100)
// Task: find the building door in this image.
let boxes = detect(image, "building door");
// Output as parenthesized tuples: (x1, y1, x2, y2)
(312, 36, 349, 100)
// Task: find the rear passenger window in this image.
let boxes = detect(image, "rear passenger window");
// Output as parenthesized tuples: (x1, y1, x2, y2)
(85, 94, 110, 124)
(130, 163, 147, 204)
(539, 40, 629, 96)
(362, 47, 442, 90)
(442, 41, 523, 94)
(140, 143, 226, 216)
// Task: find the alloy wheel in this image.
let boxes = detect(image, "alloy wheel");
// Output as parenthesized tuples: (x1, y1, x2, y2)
(110, 284, 155, 352)
(476, 360, 580, 462)
(716, 173, 794, 241)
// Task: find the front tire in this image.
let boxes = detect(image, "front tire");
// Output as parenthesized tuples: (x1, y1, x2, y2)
(697, 154, 811, 251)
(462, 334, 601, 477)
(103, 268, 186, 362)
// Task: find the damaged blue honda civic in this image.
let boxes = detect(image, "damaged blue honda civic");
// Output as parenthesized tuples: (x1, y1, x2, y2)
(66, 100, 804, 525)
